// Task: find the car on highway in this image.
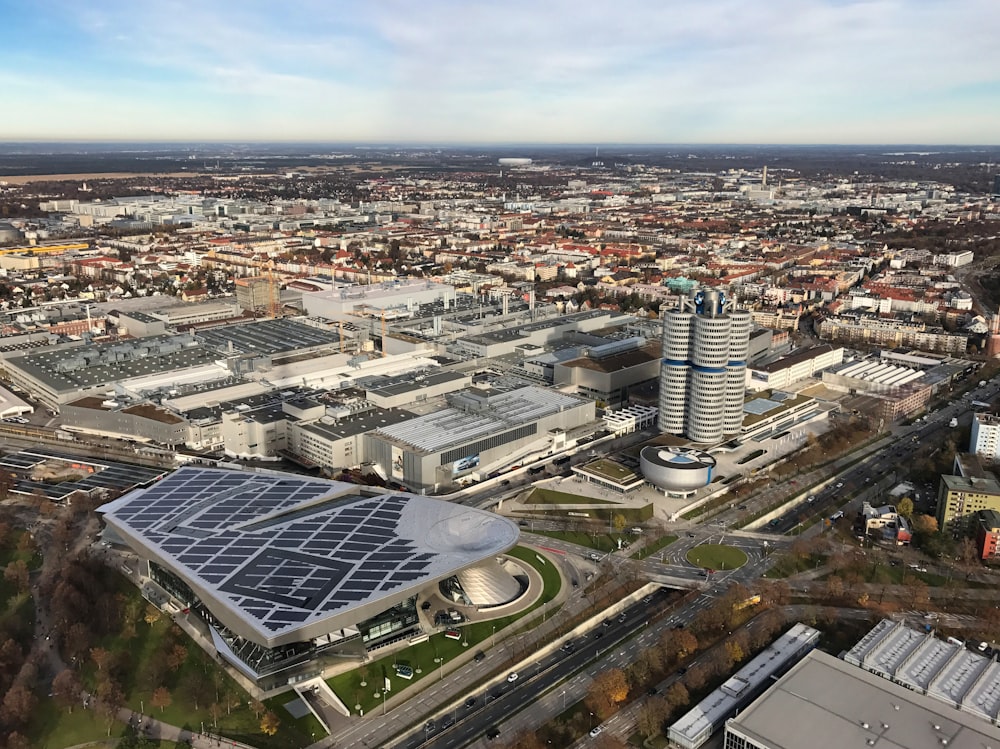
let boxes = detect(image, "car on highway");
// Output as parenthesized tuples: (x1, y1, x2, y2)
(465, 697, 477, 708)
(507, 672, 519, 683)
(474, 650, 486, 662)
(590, 726, 603, 737)
(486, 727, 501, 740)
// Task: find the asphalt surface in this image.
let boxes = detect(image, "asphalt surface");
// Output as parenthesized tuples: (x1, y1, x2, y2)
(396, 589, 677, 749)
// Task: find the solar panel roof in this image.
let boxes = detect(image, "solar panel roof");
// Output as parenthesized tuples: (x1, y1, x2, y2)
(100, 467, 519, 647)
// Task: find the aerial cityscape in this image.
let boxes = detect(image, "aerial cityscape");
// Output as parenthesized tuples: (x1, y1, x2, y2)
(2, 2, 1000, 749)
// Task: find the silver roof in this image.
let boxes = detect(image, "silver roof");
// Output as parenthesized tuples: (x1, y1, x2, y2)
(729, 650, 1000, 749)
(374, 385, 583, 453)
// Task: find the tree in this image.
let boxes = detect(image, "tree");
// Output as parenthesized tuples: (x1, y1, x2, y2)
(166, 643, 188, 672)
(3, 559, 28, 595)
(664, 682, 690, 715)
(586, 668, 630, 718)
(637, 696, 668, 739)
(52, 668, 82, 712)
(6, 732, 31, 749)
(659, 629, 698, 664)
(683, 663, 710, 692)
(144, 606, 162, 626)
(896, 497, 914, 519)
(912, 514, 938, 534)
(957, 537, 981, 579)
(1, 683, 37, 728)
(612, 514, 627, 533)
(90, 647, 111, 672)
(260, 710, 281, 736)
(151, 686, 172, 713)
(725, 640, 746, 668)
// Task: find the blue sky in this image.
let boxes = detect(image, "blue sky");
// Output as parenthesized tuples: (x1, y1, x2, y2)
(1, 0, 998, 143)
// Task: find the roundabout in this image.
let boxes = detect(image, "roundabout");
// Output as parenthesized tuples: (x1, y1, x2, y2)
(686, 543, 748, 571)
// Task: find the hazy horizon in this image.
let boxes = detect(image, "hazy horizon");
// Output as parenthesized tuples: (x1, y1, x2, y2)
(3, 0, 999, 144)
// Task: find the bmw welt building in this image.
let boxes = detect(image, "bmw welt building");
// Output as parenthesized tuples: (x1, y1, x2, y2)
(100, 467, 519, 684)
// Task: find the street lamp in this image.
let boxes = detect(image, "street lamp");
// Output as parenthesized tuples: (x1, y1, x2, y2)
(492, 624, 496, 648)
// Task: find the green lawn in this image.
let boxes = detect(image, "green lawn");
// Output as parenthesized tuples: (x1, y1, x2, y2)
(534, 529, 628, 552)
(526, 488, 613, 505)
(686, 544, 748, 571)
(327, 544, 562, 716)
(631, 535, 678, 560)
(764, 552, 827, 578)
(76, 585, 321, 749)
(28, 698, 124, 749)
(29, 700, 189, 749)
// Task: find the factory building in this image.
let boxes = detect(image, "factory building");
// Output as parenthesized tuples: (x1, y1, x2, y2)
(365, 386, 595, 492)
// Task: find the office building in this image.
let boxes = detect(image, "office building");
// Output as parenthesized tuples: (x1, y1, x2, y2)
(659, 289, 751, 442)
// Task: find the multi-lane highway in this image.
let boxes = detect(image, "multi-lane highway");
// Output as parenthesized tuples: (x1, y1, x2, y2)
(395, 589, 677, 749)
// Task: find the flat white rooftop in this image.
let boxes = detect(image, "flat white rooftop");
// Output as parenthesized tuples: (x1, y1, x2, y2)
(374, 386, 584, 453)
(728, 650, 1000, 749)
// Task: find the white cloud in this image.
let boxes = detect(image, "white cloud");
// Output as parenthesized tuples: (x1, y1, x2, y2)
(3, 0, 999, 141)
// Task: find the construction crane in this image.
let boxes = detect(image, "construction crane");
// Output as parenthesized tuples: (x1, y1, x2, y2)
(266, 259, 280, 319)
(381, 310, 387, 358)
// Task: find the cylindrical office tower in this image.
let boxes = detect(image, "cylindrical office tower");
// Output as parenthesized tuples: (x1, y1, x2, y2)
(724, 365, 747, 433)
(724, 310, 752, 433)
(658, 290, 752, 441)
(687, 368, 727, 442)
(661, 310, 693, 360)
(658, 311, 693, 433)
(658, 363, 688, 434)
(687, 314, 732, 442)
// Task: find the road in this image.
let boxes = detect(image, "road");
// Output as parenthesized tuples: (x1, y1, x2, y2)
(396, 589, 677, 749)
(382, 529, 778, 749)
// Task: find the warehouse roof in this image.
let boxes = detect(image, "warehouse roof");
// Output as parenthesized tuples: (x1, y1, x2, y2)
(729, 650, 1000, 749)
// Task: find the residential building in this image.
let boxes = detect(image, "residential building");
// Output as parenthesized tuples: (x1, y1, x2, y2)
(937, 473, 1000, 534)
(974, 508, 1000, 560)
(970, 412, 1000, 464)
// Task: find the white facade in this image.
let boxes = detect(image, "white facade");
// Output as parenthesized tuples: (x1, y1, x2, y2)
(970, 412, 1000, 463)
(659, 290, 751, 443)
(301, 280, 457, 321)
(746, 345, 845, 392)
